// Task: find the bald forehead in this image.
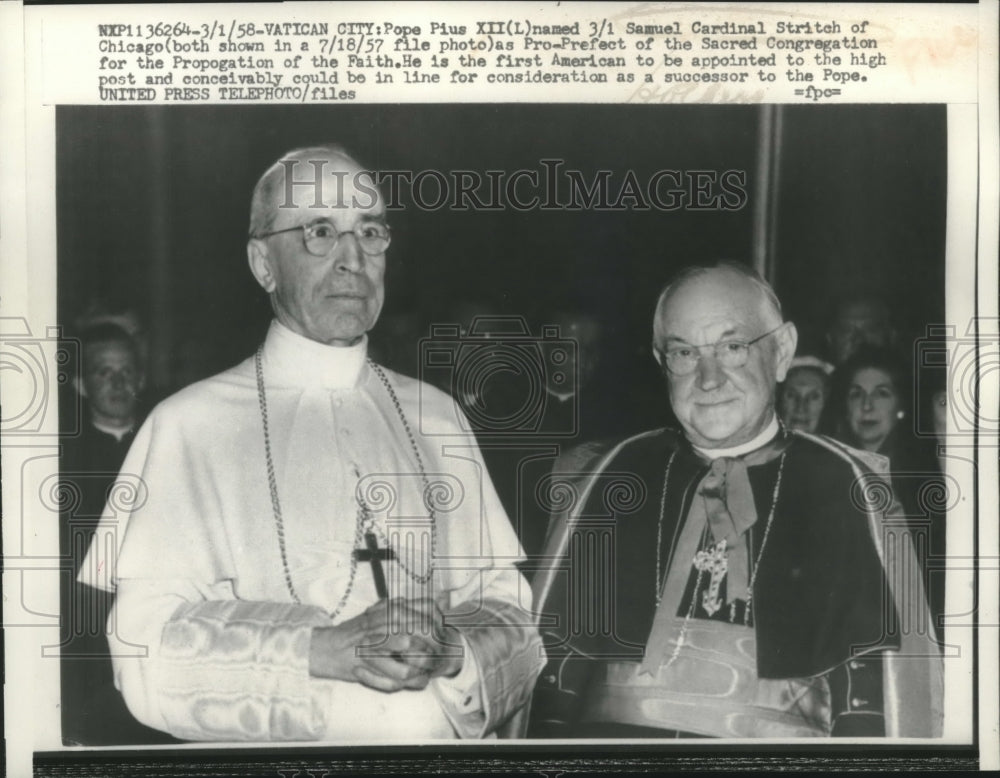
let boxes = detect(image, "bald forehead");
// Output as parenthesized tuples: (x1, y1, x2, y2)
(252, 149, 383, 235)
(276, 149, 359, 179)
(662, 269, 779, 332)
(270, 152, 380, 209)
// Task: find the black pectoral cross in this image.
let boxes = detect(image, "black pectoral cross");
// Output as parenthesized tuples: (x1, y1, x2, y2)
(353, 531, 395, 599)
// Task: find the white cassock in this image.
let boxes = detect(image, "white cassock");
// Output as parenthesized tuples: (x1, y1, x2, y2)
(79, 320, 544, 742)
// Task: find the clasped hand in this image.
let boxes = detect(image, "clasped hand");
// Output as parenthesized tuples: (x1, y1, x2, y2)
(309, 596, 464, 692)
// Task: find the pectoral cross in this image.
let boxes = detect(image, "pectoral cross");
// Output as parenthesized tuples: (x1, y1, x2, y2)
(693, 539, 729, 617)
(353, 531, 395, 599)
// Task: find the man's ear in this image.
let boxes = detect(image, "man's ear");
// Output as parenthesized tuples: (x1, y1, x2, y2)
(774, 321, 798, 382)
(72, 375, 87, 399)
(247, 239, 277, 293)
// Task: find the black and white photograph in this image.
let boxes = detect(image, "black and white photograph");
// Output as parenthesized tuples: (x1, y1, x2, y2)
(47, 99, 964, 757)
(2, 2, 997, 776)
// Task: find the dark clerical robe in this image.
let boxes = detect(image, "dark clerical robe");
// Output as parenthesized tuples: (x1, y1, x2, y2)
(61, 420, 180, 745)
(529, 425, 943, 738)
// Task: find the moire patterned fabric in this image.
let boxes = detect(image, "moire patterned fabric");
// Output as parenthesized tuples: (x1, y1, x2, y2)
(81, 321, 542, 740)
(529, 427, 943, 738)
(160, 600, 329, 741)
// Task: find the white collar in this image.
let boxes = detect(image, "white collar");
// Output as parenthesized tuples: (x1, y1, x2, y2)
(91, 419, 134, 441)
(691, 415, 780, 460)
(546, 388, 575, 403)
(260, 319, 368, 390)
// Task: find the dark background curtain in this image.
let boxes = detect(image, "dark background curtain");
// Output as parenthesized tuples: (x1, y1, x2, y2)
(56, 104, 945, 399)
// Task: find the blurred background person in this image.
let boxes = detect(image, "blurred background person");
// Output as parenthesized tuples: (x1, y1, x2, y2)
(60, 323, 177, 745)
(61, 297, 152, 436)
(825, 294, 897, 367)
(543, 308, 670, 443)
(72, 295, 150, 389)
(495, 306, 668, 557)
(424, 303, 596, 557)
(423, 298, 507, 414)
(518, 309, 609, 557)
(833, 347, 915, 463)
(777, 355, 834, 434)
(63, 323, 146, 517)
(832, 346, 944, 639)
(538, 310, 603, 440)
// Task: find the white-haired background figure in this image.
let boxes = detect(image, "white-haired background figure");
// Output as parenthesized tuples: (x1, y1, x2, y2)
(777, 355, 834, 435)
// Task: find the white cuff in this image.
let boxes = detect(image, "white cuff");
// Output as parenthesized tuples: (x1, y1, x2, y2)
(431, 635, 485, 736)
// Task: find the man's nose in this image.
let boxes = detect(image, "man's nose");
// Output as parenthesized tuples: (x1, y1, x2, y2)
(333, 232, 364, 272)
(695, 351, 725, 390)
(861, 393, 874, 410)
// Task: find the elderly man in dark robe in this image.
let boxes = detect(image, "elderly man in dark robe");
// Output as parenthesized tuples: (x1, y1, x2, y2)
(529, 262, 942, 738)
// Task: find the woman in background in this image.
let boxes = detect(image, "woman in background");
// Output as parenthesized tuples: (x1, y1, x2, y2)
(833, 346, 941, 509)
(778, 355, 834, 434)
(832, 346, 945, 639)
(838, 348, 908, 453)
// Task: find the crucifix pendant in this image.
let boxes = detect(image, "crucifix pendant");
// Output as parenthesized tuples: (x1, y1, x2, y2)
(353, 531, 396, 599)
(693, 539, 728, 617)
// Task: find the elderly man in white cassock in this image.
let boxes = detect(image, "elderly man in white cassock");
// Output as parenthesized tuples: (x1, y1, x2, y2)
(80, 145, 544, 742)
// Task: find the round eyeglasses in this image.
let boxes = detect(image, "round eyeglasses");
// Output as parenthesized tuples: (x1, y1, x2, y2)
(255, 219, 391, 257)
(659, 325, 784, 376)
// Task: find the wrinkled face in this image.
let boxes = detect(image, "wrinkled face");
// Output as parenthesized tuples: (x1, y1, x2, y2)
(656, 270, 795, 450)
(778, 367, 828, 433)
(829, 301, 892, 364)
(80, 341, 143, 424)
(248, 153, 387, 346)
(846, 367, 902, 451)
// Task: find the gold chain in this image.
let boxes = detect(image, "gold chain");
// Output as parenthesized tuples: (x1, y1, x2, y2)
(654, 449, 786, 669)
(255, 347, 435, 618)
(365, 360, 437, 584)
(654, 450, 678, 607)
